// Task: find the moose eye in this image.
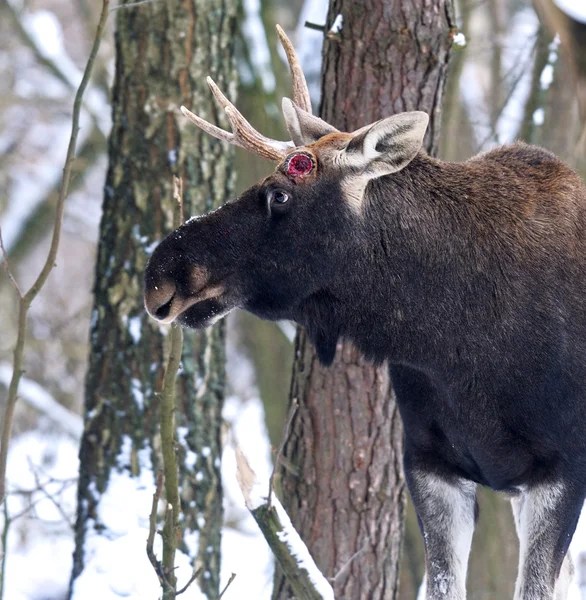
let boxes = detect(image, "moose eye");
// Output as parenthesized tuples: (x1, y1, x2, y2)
(269, 190, 289, 205)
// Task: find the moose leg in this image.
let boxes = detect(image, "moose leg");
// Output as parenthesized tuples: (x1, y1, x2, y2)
(511, 483, 582, 600)
(406, 463, 477, 600)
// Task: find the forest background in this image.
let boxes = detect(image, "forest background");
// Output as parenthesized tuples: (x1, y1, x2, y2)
(1, 0, 585, 599)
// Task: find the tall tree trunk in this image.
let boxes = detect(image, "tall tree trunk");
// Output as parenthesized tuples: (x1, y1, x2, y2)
(69, 1, 237, 598)
(274, 2, 455, 599)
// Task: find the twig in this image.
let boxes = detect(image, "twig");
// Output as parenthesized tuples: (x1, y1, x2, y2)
(268, 398, 298, 509)
(28, 459, 74, 529)
(474, 34, 540, 151)
(332, 510, 387, 583)
(110, 0, 152, 10)
(146, 470, 172, 589)
(3, 0, 105, 132)
(0, 0, 111, 507)
(0, 499, 10, 600)
(332, 545, 368, 583)
(0, 227, 22, 298)
(176, 567, 203, 596)
(304, 21, 325, 32)
(218, 573, 237, 599)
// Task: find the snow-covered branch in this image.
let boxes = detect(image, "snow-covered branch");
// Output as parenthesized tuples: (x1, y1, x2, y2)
(235, 448, 335, 600)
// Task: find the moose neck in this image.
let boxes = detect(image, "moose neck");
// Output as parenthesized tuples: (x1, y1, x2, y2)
(309, 152, 504, 371)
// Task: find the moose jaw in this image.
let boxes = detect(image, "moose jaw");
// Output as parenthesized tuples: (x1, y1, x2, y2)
(144, 25, 586, 600)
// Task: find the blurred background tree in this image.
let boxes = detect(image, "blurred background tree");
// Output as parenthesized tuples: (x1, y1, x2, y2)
(68, 1, 237, 598)
(0, 0, 585, 599)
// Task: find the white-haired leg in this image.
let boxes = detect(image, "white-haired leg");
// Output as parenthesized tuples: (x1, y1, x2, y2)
(406, 466, 477, 600)
(511, 483, 582, 600)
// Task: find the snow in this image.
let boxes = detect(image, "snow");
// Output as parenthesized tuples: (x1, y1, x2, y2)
(533, 108, 545, 126)
(554, 0, 586, 23)
(0, 362, 83, 439)
(453, 32, 467, 48)
(329, 14, 344, 35)
(71, 438, 207, 600)
(3, 432, 79, 600)
(540, 64, 555, 90)
(273, 496, 335, 600)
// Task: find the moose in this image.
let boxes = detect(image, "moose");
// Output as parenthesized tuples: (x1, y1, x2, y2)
(144, 26, 586, 600)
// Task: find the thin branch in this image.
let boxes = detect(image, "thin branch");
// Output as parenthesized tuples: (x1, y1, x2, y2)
(2, 0, 105, 131)
(236, 450, 333, 600)
(0, 499, 9, 600)
(332, 544, 368, 583)
(28, 459, 74, 529)
(146, 470, 174, 591)
(5, 479, 73, 522)
(474, 34, 540, 151)
(175, 567, 203, 596)
(0, 227, 22, 298)
(0, 0, 111, 507)
(218, 573, 237, 599)
(268, 398, 298, 509)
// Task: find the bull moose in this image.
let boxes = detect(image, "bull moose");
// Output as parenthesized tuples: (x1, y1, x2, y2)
(144, 25, 586, 600)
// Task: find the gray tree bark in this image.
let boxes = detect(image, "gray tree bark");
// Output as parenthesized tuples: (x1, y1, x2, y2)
(69, 1, 237, 597)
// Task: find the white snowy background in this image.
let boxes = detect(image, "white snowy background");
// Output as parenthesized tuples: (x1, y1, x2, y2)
(1, 0, 586, 599)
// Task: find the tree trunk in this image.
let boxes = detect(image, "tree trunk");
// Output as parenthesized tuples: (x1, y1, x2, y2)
(274, 2, 455, 599)
(69, 1, 237, 598)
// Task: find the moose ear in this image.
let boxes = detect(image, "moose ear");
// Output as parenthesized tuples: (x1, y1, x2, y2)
(282, 98, 338, 146)
(343, 112, 429, 177)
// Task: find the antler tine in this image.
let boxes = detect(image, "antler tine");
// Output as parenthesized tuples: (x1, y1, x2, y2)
(276, 25, 312, 115)
(180, 76, 293, 162)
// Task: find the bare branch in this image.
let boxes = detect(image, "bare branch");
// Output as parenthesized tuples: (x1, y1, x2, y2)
(218, 573, 237, 599)
(0, 227, 22, 298)
(236, 450, 333, 600)
(146, 470, 172, 589)
(175, 567, 203, 596)
(268, 398, 298, 510)
(0, 0, 111, 507)
(27, 459, 74, 529)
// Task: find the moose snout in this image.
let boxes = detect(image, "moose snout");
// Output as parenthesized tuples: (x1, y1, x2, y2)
(144, 241, 211, 324)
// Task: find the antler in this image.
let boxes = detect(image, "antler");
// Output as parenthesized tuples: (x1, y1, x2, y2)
(275, 25, 312, 115)
(180, 25, 312, 162)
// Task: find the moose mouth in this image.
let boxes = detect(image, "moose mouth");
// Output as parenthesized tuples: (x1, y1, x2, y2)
(176, 296, 234, 329)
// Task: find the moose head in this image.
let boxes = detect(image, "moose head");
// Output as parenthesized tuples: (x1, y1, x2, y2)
(144, 26, 428, 365)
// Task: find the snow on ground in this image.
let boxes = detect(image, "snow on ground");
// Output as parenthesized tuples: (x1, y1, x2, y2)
(1, 322, 275, 600)
(3, 431, 79, 600)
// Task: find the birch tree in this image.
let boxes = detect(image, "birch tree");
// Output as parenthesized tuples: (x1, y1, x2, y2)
(69, 1, 237, 597)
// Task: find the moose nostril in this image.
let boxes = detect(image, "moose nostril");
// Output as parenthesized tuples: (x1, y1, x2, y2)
(153, 293, 175, 321)
(145, 278, 177, 321)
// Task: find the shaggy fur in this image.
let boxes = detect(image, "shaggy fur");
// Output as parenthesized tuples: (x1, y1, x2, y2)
(145, 129, 586, 599)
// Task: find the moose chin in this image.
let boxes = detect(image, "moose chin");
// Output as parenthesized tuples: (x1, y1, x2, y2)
(144, 25, 586, 600)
